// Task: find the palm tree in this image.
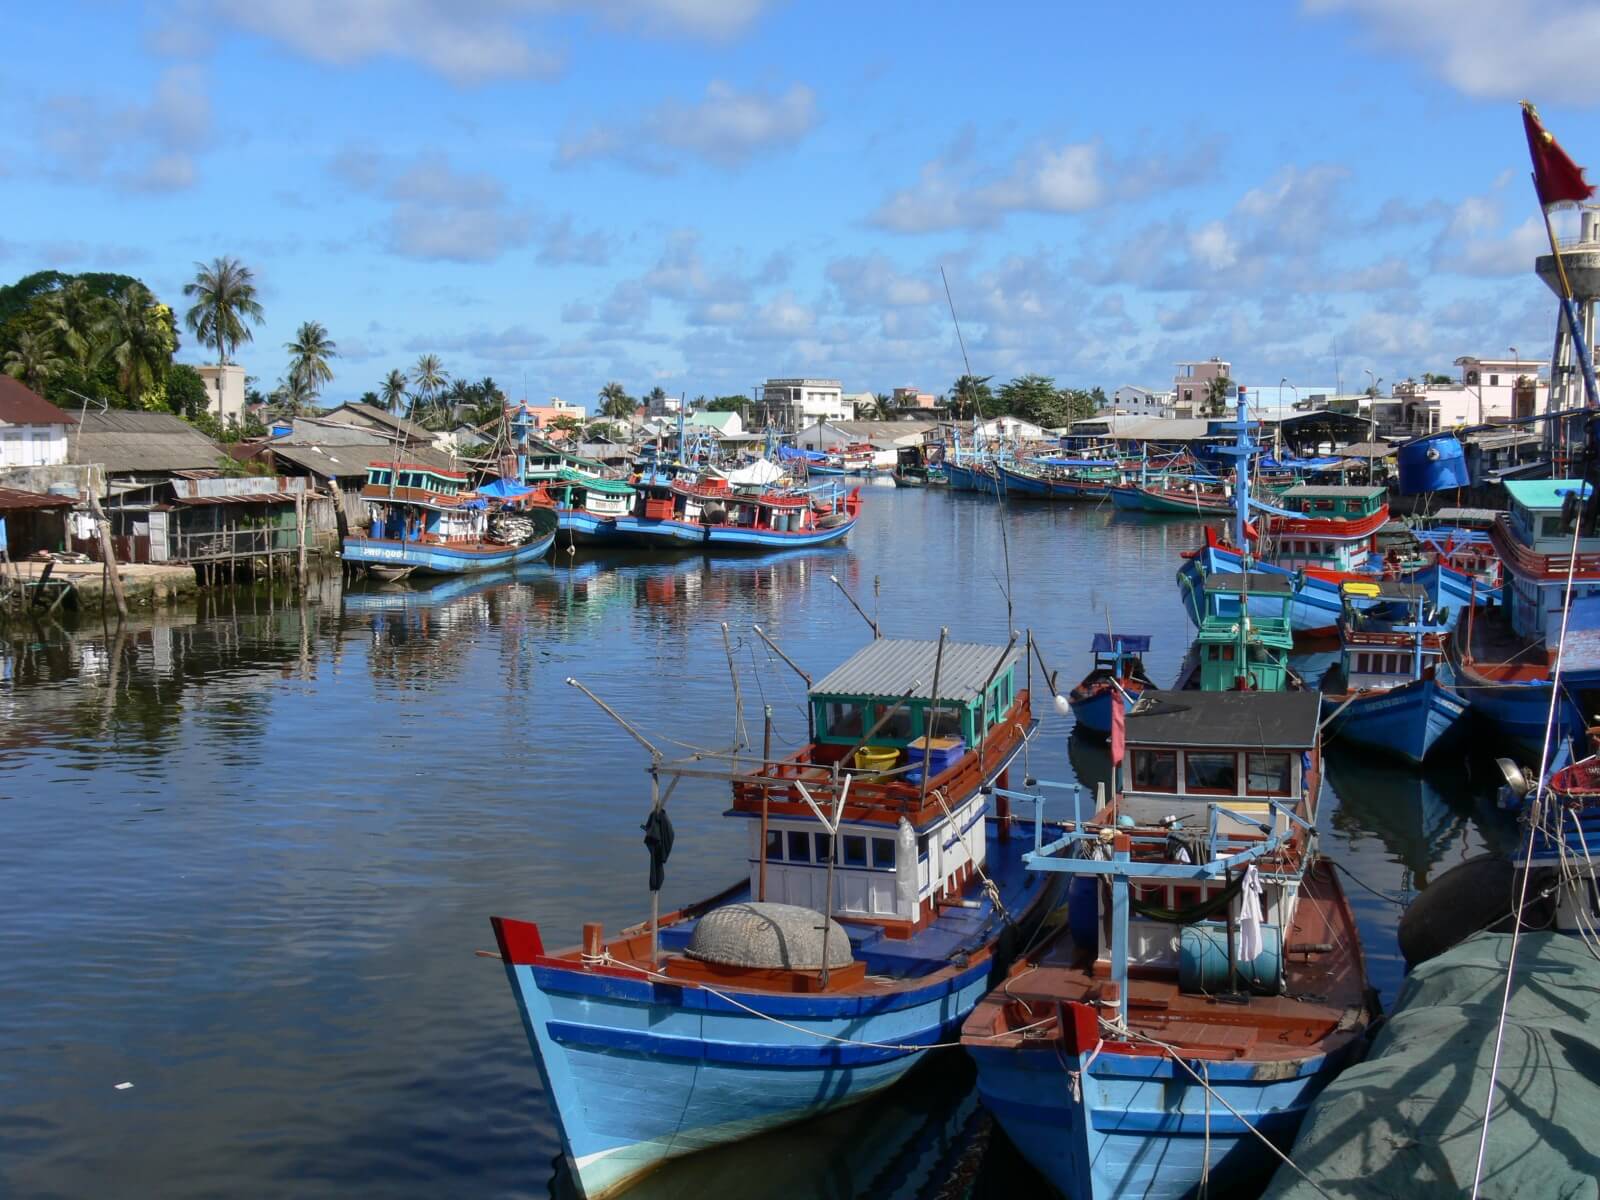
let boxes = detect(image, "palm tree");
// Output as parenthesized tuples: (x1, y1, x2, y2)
(598, 381, 634, 423)
(285, 320, 338, 403)
(380, 369, 408, 415)
(950, 374, 993, 420)
(3, 327, 65, 392)
(97, 283, 170, 407)
(268, 373, 315, 418)
(1203, 374, 1234, 418)
(183, 257, 264, 366)
(40, 279, 103, 368)
(411, 353, 447, 421)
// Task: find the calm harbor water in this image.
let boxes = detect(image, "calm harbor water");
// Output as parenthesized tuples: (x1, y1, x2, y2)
(2, 482, 1519, 1199)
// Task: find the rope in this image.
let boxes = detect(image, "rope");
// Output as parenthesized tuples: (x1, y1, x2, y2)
(1100, 1018, 1338, 1200)
(577, 950, 1051, 1050)
(1330, 859, 1407, 907)
(931, 786, 1012, 924)
(1470, 509, 1586, 1200)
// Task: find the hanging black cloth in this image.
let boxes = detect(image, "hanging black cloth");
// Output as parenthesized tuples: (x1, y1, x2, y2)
(642, 808, 675, 893)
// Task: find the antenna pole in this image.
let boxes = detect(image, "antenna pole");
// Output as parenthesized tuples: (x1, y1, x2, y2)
(829, 574, 881, 638)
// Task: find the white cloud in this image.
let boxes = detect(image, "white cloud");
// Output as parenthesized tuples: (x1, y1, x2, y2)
(1431, 182, 1551, 277)
(155, 0, 775, 84)
(1307, 0, 1600, 103)
(825, 254, 937, 311)
(558, 80, 817, 171)
(35, 66, 213, 192)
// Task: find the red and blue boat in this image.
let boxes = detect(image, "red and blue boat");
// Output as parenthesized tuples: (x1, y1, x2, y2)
(341, 461, 557, 576)
(490, 636, 1063, 1197)
(614, 473, 861, 551)
(962, 689, 1374, 1200)
(1068, 632, 1154, 737)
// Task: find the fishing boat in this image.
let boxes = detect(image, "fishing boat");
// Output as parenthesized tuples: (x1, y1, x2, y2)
(1442, 479, 1600, 757)
(1174, 571, 1299, 692)
(490, 635, 1064, 1198)
(962, 689, 1373, 1200)
(1068, 633, 1154, 738)
(1110, 479, 1233, 516)
(1319, 580, 1468, 765)
(1000, 459, 1120, 501)
(341, 461, 558, 576)
(545, 469, 636, 545)
(892, 445, 946, 488)
(614, 475, 861, 551)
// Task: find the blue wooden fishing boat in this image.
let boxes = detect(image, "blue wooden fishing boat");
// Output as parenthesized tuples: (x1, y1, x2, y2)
(614, 475, 861, 551)
(1442, 479, 1600, 757)
(1319, 580, 1468, 765)
(491, 636, 1064, 1198)
(1174, 572, 1300, 692)
(1000, 459, 1118, 501)
(1068, 632, 1153, 737)
(341, 461, 557, 576)
(545, 469, 635, 545)
(963, 689, 1373, 1200)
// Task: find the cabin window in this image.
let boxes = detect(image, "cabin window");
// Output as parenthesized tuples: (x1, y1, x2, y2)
(1313, 499, 1334, 512)
(843, 835, 868, 867)
(872, 838, 897, 869)
(824, 701, 867, 739)
(917, 833, 929, 859)
(922, 704, 964, 740)
(1131, 749, 1178, 793)
(1247, 753, 1292, 796)
(874, 703, 915, 741)
(814, 832, 833, 863)
(787, 831, 811, 862)
(1184, 752, 1238, 793)
(765, 829, 784, 860)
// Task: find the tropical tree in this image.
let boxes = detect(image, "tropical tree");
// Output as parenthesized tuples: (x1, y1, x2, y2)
(411, 353, 447, 421)
(166, 364, 210, 420)
(997, 374, 1066, 427)
(546, 414, 584, 440)
(268, 372, 315, 418)
(380, 369, 408, 415)
(3, 327, 65, 392)
(97, 284, 174, 407)
(950, 374, 995, 420)
(705, 395, 749, 414)
(38, 278, 103, 368)
(598, 381, 634, 423)
(1202, 374, 1235, 418)
(285, 320, 338, 403)
(182, 257, 264, 366)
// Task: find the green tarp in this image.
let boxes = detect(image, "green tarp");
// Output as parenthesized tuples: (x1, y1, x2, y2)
(1265, 931, 1600, 1200)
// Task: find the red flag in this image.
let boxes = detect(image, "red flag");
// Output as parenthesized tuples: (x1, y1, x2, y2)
(1109, 685, 1126, 769)
(1523, 102, 1595, 209)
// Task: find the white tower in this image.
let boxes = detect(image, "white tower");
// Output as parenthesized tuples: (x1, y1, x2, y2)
(1536, 206, 1600, 452)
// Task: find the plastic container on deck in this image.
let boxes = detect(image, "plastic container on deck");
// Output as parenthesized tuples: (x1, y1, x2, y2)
(1178, 922, 1284, 995)
(854, 745, 899, 773)
(1397, 432, 1469, 495)
(905, 736, 966, 783)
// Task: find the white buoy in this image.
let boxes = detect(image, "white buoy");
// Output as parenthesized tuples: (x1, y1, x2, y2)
(1052, 694, 1070, 716)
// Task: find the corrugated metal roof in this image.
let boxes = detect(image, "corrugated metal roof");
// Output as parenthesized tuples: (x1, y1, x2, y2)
(1125, 690, 1320, 749)
(0, 486, 76, 510)
(0, 377, 75, 427)
(173, 492, 299, 506)
(73, 412, 226, 473)
(810, 638, 1019, 701)
(269, 443, 372, 477)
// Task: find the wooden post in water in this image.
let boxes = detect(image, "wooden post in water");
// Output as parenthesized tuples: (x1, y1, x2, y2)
(759, 705, 772, 902)
(649, 767, 662, 968)
(86, 490, 128, 622)
(295, 489, 308, 589)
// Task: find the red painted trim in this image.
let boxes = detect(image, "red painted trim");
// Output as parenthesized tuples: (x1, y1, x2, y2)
(1058, 1001, 1100, 1056)
(490, 916, 545, 964)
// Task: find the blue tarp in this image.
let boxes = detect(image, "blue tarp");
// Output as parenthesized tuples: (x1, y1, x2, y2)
(476, 478, 533, 498)
(779, 446, 829, 462)
(1092, 633, 1151, 653)
(1259, 455, 1344, 471)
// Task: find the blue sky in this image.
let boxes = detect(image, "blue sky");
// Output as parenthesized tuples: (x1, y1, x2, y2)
(4, 0, 1599, 406)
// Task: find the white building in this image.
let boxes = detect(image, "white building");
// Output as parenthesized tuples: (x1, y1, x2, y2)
(0, 377, 74, 467)
(1393, 356, 1547, 432)
(1107, 386, 1174, 418)
(758, 378, 850, 429)
(195, 363, 247, 421)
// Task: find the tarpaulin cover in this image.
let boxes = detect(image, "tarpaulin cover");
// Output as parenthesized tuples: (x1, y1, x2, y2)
(477, 478, 533, 498)
(1091, 633, 1151, 653)
(1259, 455, 1344, 471)
(726, 458, 784, 486)
(1264, 931, 1600, 1200)
(778, 446, 828, 462)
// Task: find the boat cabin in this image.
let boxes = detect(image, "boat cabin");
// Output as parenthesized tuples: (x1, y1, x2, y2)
(1108, 689, 1322, 972)
(1276, 484, 1386, 522)
(1495, 480, 1600, 644)
(1192, 573, 1294, 691)
(733, 637, 1027, 934)
(1336, 580, 1446, 690)
(360, 462, 484, 541)
(551, 467, 634, 518)
(1088, 632, 1151, 679)
(1267, 484, 1387, 572)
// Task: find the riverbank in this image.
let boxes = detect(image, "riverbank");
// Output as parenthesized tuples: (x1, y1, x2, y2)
(5, 559, 200, 614)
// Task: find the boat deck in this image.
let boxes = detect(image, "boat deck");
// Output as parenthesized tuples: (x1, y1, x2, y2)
(1458, 604, 1551, 682)
(968, 859, 1368, 1062)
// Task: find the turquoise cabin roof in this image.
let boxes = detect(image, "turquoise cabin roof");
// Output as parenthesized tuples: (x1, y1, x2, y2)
(1503, 479, 1591, 512)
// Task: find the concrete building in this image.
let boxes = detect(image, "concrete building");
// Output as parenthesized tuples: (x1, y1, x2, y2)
(1106, 385, 1174, 418)
(1392, 357, 1547, 433)
(891, 386, 939, 411)
(195, 363, 247, 421)
(0, 377, 74, 468)
(1173, 358, 1232, 416)
(844, 391, 878, 418)
(756, 378, 850, 429)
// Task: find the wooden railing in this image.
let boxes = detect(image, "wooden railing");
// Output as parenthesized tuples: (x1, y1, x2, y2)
(1490, 514, 1600, 580)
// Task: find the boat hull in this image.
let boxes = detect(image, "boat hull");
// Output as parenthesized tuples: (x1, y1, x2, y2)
(612, 514, 858, 551)
(555, 510, 623, 545)
(1110, 485, 1231, 516)
(944, 463, 1004, 496)
(1000, 466, 1110, 501)
(340, 530, 554, 575)
(1321, 675, 1469, 765)
(1070, 681, 1146, 739)
(968, 1039, 1349, 1200)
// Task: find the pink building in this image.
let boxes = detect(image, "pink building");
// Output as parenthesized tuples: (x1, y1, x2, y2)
(891, 386, 938, 410)
(1173, 358, 1232, 415)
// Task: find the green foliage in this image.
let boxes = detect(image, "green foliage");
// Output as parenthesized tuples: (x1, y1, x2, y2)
(186, 407, 266, 445)
(1423, 372, 1453, 385)
(183, 257, 264, 366)
(285, 320, 338, 402)
(997, 374, 1068, 426)
(0, 270, 142, 331)
(949, 374, 996, 419)
(166, 364, 209, 420)
(1202, 374, 1234, 417)
(705, 394, 749, 413)
(598, 381, 635, 422)
(546, 414, 584, 438)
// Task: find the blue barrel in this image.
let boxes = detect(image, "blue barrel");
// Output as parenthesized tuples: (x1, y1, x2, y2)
(1068, 876, 1099, 953)
(1178, 923, 1283, 994)
(1397, 432, 1469, 495)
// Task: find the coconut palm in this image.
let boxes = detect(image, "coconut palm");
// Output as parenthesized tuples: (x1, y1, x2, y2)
(598, 381, 634, 423)
(97, 283, 171, 407)
(39, 279, 103, 368)
(380, 368, 408, 415)
(3, 327, 66, 392)
(1203, 374, 1234, 418)
(182, 257, 264, 366)
(285, 321, 338, 403)
(411, 353, 447, 421)
(268, 372, 315, 418)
